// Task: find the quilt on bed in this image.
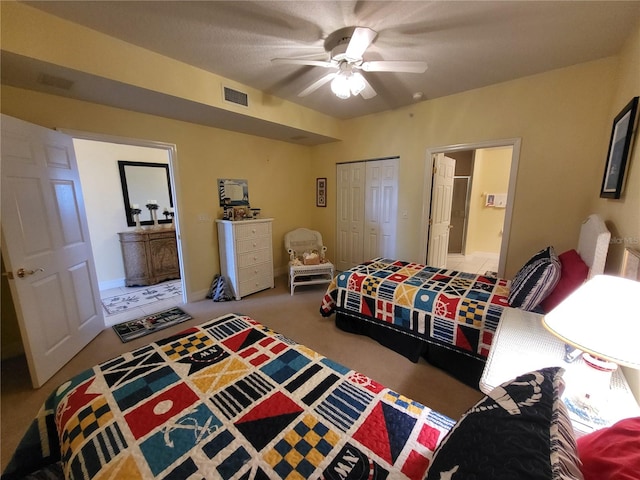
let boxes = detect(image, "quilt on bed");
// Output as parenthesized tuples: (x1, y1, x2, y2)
(320, 258, 511, 361)
(3, 313, 454, 480)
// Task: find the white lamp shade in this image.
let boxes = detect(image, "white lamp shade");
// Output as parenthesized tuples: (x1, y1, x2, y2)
(330, 74, 351, 99)
(543, 275, 640, 368)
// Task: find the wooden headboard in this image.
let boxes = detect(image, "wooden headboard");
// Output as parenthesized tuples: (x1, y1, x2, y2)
(577, 214, 611, 278)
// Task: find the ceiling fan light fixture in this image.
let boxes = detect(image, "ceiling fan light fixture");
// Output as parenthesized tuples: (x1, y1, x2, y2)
(349, 72, 366, 96)
(331, 73, 351, 99)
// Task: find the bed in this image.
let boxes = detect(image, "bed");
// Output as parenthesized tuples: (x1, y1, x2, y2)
(3, 312, 629, 480)
(3, 313, 455, 480)
(320, 215, 611, 388)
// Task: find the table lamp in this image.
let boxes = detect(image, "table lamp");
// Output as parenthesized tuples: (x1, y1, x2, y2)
(542, 274, 640, 422)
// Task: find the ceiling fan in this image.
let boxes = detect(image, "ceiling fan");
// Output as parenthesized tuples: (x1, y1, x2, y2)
(271, 26, 428, 100)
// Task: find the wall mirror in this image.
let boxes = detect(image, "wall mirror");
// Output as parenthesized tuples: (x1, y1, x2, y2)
(218, 178, 249, 206)
(119, 161, 174, 226)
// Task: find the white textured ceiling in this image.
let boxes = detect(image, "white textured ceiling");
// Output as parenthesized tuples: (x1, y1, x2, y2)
(14, 1, 640, 121)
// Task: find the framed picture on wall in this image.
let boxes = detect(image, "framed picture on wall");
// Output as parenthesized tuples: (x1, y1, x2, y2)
(316, 177, 327, 207)
(600, 96, 638, 199)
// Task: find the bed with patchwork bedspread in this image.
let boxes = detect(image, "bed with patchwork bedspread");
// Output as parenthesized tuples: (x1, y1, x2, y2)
(320, 258, 512, 387)
(2, 313, 454, 480)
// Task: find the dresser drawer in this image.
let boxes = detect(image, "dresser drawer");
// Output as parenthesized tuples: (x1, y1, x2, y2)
(238, 261, 272, 281)
(238, 265, 273, 296)
(234, 221, 271, 240)
(237, 248, 271, 268)
(236, 236, 271, 254)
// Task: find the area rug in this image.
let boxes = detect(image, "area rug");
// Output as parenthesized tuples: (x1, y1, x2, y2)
(112, 307, 192, 343)
(102, 280, 182, 315)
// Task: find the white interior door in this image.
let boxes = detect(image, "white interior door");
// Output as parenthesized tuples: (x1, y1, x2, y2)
(1, 114, 104, 388)
(336, 162, 365, 271)
(427, 153, 456, 267)
(364, 158, 398, 260)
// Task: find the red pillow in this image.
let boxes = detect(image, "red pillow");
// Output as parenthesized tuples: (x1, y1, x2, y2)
(576, 417, 640, 480)
(541, 249, 589, 312)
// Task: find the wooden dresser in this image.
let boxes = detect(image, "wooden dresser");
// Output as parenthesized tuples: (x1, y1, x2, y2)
(216, 218, 274, 300)
(118, 228, 180, 286)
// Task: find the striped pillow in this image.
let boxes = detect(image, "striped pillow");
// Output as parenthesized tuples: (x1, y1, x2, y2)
(509, 246, 561, 311)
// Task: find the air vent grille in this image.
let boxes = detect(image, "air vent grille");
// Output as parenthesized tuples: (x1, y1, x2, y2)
(38, 73, 74, 90)
(223, 86, 249, 107)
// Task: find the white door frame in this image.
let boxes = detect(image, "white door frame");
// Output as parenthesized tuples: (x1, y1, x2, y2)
(59, 129, 189, 302)
(420, 138, 521, 276)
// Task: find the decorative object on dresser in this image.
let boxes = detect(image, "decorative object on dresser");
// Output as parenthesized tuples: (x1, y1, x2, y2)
(146, 200, 160, 228)
(118, 228, 180, 286)
(130, 205, 143, 231)
(216, 218, 274, 300)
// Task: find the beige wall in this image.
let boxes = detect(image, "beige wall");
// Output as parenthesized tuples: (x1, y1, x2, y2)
(312, 57, 619, 277)
(467, 147, 511, 255)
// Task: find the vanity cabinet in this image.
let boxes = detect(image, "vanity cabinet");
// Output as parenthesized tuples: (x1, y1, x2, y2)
(118, 229, 180, 286)
(216, 218, 274, 300)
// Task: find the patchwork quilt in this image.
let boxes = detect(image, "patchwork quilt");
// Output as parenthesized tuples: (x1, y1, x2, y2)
(320, 258, 511, 361)
(3, 313, 454, 480)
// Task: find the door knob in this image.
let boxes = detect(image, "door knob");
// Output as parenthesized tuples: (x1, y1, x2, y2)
(17, 267, 45, 278)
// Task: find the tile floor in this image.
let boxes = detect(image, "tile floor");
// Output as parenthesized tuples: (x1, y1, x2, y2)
(446, 252, 499, 275)
(100, 279, 184, 327)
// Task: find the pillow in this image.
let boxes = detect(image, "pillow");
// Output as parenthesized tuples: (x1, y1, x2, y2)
(541, 249, 589, 313)
(509, 246, 561, 311)
(426, 367, 583, 480)
(576, 417, 640, 480)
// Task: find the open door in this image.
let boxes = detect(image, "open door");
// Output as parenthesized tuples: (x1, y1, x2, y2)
(427, 153, 456, 267)
(1, 114, 104, 388)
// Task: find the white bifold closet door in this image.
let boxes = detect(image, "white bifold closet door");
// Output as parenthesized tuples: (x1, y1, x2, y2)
(336, 158, 398, 271)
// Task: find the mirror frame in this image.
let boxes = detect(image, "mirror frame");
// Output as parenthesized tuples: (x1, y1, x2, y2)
(118, 161, 174, 226)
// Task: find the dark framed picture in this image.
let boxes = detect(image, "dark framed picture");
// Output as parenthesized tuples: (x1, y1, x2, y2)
(600, 96, 638, 199)
(316, 177, 327, 207)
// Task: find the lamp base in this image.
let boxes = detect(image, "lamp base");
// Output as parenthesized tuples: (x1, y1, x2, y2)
(565, 353, 617, 427)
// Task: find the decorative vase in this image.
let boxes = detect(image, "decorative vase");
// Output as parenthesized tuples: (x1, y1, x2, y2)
(134, 213, 143, 232)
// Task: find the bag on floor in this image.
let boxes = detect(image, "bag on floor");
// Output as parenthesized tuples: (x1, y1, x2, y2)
(207, 274, 234, 302)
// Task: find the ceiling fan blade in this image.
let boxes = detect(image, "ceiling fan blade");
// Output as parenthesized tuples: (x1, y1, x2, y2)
(298, 73, 336, 97)
(359, 75, 377, 99)
(361, 60, 428, 73)
(345, 27, 377, 61)
(271, 58, 334, 68)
